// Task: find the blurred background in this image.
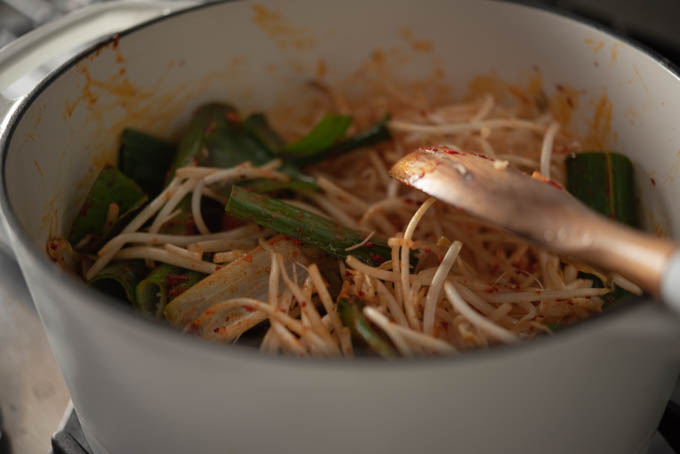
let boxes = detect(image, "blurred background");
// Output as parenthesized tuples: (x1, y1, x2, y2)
(0, 0, 679, 453)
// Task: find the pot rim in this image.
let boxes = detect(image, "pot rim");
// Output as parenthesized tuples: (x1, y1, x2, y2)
(0, 0, 674, 369)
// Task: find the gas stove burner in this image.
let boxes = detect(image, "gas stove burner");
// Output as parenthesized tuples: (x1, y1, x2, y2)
(51, 403, 91, 454)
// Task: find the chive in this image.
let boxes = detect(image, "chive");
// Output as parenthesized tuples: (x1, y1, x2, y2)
(565, 151, 638, 308)
(119, 128, 176, 197)
(68, 167, 148, 252)
(292, 115, 391, 167)
(284, 114, 353, 157)
(225, 186, 391, 266)
(243, 113, 286, 153)
(89, 260, 146, 304)
(203, 124, 275, 169)
(168, 103, 238, 177)
(136, 264, 204, 318)
(338, 297, 396, 358)
(565, 151, 638, 227)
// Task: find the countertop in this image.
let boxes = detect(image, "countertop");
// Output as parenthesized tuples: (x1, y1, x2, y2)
(0, 249, 70, 454)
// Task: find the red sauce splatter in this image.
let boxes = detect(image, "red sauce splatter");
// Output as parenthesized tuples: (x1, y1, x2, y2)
(651, 177, 656, 186)
(167, 274, 189, 288)
(226, 111, 241, 123)
(369, 252, 385, 264)
(204, 121, 217, 134)
(244, 305, 256, 312)
(113, 34, 120, 49)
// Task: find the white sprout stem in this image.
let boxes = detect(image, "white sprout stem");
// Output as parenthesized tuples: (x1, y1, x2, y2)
(192, 178, 210, 235)
(540, 122, 560, 178)
(470, 94, 494, 122)
(444, 281, 517, 343)
(375, 280, 409, 327)
(423, 240, 463, 335)
(308, 264, 347, 355)
(203, 159, 284, 185)
(345, 231, 376, 252)
(149, 178, 197, 234)
(346, 256, 394, 281)
(114, 246, 217, 274)
(316, 176, 369, 214)
(388, 118, 545, 135)
(401, 198, 436, 330)
(175, 166, 218, 179)
(612, 273, 643, 295)
(362, 307, 414, 356)
(277, 255, 338, 354)
(212, 250, 246, 263)
(483, 287, 610, 304)
(98, 225, 260, 256)
(163, 243, 201, 261)
(86, 177, 183, 279)
(190, 239, 256, 254)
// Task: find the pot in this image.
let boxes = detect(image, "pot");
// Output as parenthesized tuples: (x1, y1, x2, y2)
(1, 1, 679, 453)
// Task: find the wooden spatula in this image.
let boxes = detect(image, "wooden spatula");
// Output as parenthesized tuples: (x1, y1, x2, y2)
(390, 146, 679, 305)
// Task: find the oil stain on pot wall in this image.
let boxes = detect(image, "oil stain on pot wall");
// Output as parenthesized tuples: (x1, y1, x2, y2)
(32, 2, 670, 246)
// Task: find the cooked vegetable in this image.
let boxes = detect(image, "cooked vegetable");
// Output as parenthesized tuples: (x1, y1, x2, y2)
(338, 297, 396, 358)
(119, 128, 176, 197)
(164, 236, 307, 329)
(566, 151, 638, 307)
(168, 103, 238, 177)
(202, 121, 275, 169)
(243, 113, 286, 153)
(284, 114, 353, 157)
(292, 114, 391, 167)
(55, 83, 636, 358)
(90, 261, 146, 304)
(565, 151, 638, 227)
(226, 186, 391, 266)
(68, 167, 147, 251)
(136, 264, 204, 318)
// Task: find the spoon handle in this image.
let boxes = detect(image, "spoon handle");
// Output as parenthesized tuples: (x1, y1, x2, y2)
(574, 211, 676, 302)
(661, 252, 680, 313)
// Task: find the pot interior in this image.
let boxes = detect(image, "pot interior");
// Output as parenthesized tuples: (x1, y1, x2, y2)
(4, 0, 678, 256)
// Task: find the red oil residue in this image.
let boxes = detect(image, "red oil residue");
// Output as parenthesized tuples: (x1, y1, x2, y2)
(251, 4, 316, 50)
(583, 92, 613, 149)
(550, 83, 582, 126)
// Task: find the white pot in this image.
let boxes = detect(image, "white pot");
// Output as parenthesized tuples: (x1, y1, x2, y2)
(1, 1, 679, 453)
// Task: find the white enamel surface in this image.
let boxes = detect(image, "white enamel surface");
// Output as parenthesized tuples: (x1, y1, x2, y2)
(0, 1, 195, 92)
(2, 1, 680, 453)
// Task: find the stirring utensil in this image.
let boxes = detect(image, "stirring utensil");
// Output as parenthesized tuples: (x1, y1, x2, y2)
(390, 146, 680, 307)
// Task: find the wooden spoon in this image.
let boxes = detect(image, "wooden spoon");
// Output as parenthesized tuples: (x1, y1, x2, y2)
(390, 146, 679, 302)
